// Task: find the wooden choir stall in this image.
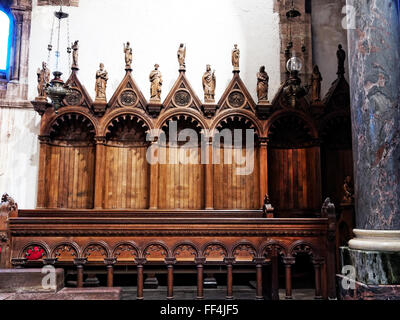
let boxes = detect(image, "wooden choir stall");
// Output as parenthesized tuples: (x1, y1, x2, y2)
(0, 44, 354, 300)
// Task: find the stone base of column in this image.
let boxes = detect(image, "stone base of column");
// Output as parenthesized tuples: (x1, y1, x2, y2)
(337, 246, 400, 300)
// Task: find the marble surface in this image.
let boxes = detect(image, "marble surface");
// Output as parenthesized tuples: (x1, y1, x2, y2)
(337, 274, 400, 300)
(340, 247, 400, 285)
(347, 0, 400, 230)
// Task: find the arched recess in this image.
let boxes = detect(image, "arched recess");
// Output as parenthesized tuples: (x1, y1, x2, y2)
(319, 112, 353, 206)
(103, 113, 150, 209)
(0, 7, 12, 74)
(40, 113, 96, 209)
(267, 112, 321, 215)
(157, 113, 205, 209)
(212, 114, 260, 209)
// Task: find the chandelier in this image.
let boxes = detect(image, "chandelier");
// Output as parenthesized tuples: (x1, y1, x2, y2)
(45, 4, 71, 112)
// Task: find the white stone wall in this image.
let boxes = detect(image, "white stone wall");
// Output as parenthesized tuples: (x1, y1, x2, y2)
(0, 107, 41, 208)
(28, 0, 281, 103)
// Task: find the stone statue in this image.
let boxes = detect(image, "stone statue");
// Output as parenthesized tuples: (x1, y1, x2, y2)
(257, 66, 269, 103)
(202, 64, 216, 103)
(311, 65, 323, 102)
(149, 64, 163, 102)
(337, 44, 346, 76)
(177, 43, 186, 70)
(342, 175, 354, 203)
(124, 41, 133, 69)
(36, 61, 50, 98)
(71, 40, 79, 69)
(232, 44, 240, 71)
(95, 63, 108, 101)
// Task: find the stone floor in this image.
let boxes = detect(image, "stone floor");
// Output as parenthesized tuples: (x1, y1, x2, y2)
(121, 286, 316, 300)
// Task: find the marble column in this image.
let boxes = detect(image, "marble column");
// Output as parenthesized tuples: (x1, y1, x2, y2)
(340, 0, 400, 299)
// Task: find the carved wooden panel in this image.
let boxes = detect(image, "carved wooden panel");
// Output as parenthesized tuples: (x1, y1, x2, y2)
(103, 147, 149, 209)
(113, 243, 138, 261)
(213, 147, 259, 209)
(158, 147, 204, 209)
(52, 244, 78, 261)
(45, 146, 95, 209)
(268, 147, 321, 212)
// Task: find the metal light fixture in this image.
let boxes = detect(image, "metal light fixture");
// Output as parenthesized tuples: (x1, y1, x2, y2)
(45, 4, 71, 113)
(283, 1, 308, 108)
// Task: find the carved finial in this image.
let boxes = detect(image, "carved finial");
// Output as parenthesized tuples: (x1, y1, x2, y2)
(149, 64, 163, 102)
(177, 43, 186, 72)
(95, 63, 108, 102)
(1, 193, 18, 212)
(202, 64, 216, 103)
(71, 40, 79, 70)
(232, 44, 240, 72)
(124, 41, 133, 71)
(263, 194, 274, 218)
(322, 197, 335, 217)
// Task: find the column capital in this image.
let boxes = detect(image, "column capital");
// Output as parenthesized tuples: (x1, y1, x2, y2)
(11, 258, 27, 268)
(283, 257, 296, 265)
(253, 257, 269, 265)
(104, 258, 117, 266)
(43, 258, 58, 265)
(165, 257, 177, 265)
(73, 257, 88, 266)
(94, 136, 106, 144)
(195, 257, 206, 265)
(224, 257, 236, 265)
(258, 137, 269, 146)
(134, 257, 147, 265)
(312, 257, 324, 266)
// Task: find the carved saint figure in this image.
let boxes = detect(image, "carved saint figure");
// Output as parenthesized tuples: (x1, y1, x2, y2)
(149, 64, 163, 101)
(124, 41, 133, 69)
(311, 65, 323, 102)
(177, 43, 186, 70)
(95, 63, 108, 100)
(342, 175, 354, 203)
(232, 44, 240, 70)
(71, 40, 79, 69)
(202, 64, 216, 103)
(257, 66, 269, 103)
(36, 61, 51, 97)
(337, 44, 346, 76)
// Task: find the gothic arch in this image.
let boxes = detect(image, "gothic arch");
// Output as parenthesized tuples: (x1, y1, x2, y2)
(142, 241, 170, 259)
(19, 241, 51, 260)
(82, 241, 111, 259)
(112, 241, 140, 260)
(156, 108, 209, 132)
(42, 108, 98, 138)
(172, 241, 199, 260)
(259, 240, 288, 258)
(264, 109, 318, 140)
(50, 241, 80, 260)
(211, 109, 263, 138)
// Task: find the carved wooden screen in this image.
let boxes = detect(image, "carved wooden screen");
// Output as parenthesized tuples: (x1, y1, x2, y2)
(157, 116, 205, 209)
(321, 115, 353, 205)
(267, 114, 321, 212)
(40, 114, 96, 208)
(213, 117, 260, 209)
(102, 115, 149, 209)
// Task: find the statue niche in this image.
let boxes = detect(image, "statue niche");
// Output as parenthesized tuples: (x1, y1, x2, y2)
(41, 114, 96, 209)
(103, 115, 150, 209)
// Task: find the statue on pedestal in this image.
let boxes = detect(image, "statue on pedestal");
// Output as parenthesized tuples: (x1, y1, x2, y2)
(36, 61, 51, 98)
(124, 42, 133, 69)
(337, 44, 346, 76)
(95, 63, 108, 101)
(232, 44, 240, 71)
(71, 40, 79, 69)
(177, 43, 186, 70)
(342, 175, 354, 204)
(311, 65, 322, 102)
(149, 64, 163, 102)
(257, 66, 269, 103)
(202, 65, 216, 103)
